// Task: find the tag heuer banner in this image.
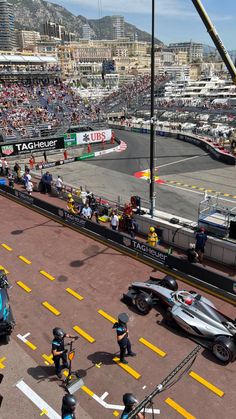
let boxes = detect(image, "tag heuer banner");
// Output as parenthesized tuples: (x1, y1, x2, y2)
(0, 137, 64, 156)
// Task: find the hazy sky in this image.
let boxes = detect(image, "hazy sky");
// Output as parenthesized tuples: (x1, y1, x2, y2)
(53, 0, 236, 49)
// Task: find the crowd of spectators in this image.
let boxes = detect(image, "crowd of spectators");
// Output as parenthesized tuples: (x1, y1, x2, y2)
(0, 82, 101, 141)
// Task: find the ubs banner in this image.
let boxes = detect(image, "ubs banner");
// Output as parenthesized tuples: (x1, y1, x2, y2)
(0, 137, 64, 156)
(64, 129, 112, 146)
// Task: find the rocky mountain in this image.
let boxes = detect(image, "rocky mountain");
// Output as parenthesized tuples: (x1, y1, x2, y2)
(9, 0, 162, 44)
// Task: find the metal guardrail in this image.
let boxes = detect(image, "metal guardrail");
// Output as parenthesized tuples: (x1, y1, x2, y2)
(0, 183, 235, 304)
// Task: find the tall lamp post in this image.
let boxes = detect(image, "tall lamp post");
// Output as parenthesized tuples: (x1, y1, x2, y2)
(150, 0, 156, 217)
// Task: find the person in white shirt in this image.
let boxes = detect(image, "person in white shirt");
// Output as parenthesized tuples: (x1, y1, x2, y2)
(26, 180, 33, 195)
(111, 210, 119, 231)
(0, 159, 3, 176)
(56, 175, 63, 197)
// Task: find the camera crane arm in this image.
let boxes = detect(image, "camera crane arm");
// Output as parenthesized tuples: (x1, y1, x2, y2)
(127, 345, 201, 418)
(191, 0, 236, 85)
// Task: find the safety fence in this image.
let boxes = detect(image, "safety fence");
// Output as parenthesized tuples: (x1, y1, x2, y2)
(0, 183, 235, 303)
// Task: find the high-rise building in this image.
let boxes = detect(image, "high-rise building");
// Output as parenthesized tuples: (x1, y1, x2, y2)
(82, 24, 92, 40)
(16, 30, 40, 51)
(111, 15, 125, 39)
(42, 21, 75, 43)
(0, 0, 16, 51)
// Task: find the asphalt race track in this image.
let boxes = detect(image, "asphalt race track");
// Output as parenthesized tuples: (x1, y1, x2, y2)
(0, 195, 236, 419)
(49, 130, 236, 221)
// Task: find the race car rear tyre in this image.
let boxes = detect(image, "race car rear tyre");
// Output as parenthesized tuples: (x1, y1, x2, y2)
(161, 277, 178, 291)
(135, 293, 152, 315)
(212, 336, 236, 363)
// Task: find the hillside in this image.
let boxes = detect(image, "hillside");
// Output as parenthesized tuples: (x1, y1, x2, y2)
(9, 0, 162, 44)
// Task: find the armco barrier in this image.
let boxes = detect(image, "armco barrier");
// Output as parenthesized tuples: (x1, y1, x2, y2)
(1, 183, 236, 303)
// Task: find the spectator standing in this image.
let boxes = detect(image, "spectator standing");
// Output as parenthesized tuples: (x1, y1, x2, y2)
(195, 227, 207, 263)
(3, 159, 9, 176)
(26, 180, 33, 196)
(128, 216, 138, 239)
(41, 171, 52, 194)
(0, 158, 3, 176)
(63, 149, 68, 160)
(55, 175, 63, 197)
(111, 210, 119, 231)
(43, 150, 47, 162)
(187, 243, 199, 263)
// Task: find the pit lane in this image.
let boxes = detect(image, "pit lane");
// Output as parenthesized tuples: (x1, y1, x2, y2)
(0, 195, 235, 419)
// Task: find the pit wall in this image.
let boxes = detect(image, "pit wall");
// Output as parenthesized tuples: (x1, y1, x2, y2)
(135, 212, 236, 267)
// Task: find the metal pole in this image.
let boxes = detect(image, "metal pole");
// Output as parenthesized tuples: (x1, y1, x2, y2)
(128, 345, 201, 418)
(150, 0, 155, 217)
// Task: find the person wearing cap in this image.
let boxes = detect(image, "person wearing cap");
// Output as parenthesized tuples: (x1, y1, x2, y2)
(147, 226, 158, 247)
(61, 394, 77, 419)
(187, 243, 199, 263)
(113, 313, 136, 364)
(195, 227, 207, 263)
(121, 393, 144, 418)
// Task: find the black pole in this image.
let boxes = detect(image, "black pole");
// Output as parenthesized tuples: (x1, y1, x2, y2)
(150, 0, 155, 217)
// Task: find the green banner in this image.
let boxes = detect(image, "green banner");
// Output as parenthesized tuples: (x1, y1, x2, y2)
(76, 152, 95, 160)
(63, 133, 77, 147)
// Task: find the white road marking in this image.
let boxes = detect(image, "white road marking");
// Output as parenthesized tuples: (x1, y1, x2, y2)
(156, 154, 207, 169)
(16, 379, 60, 419)
(100, 391, 109, 400)
(91, 393, 160, 414)
(17, 333, 30, 343)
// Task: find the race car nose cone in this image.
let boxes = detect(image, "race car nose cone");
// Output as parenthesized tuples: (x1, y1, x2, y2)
(118, 313, 129, 323)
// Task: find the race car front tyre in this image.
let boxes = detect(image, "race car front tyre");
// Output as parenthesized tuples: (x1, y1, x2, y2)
(135, 293, 152, 315)
(212, 336, 236, 363)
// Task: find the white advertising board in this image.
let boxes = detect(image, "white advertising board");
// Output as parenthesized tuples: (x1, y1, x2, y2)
(76, 129, 111, 145)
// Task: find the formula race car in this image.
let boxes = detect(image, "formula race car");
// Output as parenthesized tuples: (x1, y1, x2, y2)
(0, 270, 15, 343)
(123, 276, 236, 363)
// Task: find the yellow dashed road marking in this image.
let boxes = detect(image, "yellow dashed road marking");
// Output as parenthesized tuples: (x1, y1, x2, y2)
(189, 371, 224, 397)
(113, 357, 141, 380)
(0, 265, 9, 274)
(1, 243, 12, 251)
(165, 180, 236, 198)
(0, 357, 6, 369)
(81, 385, 95, 397)
(42, 354, 54, 365)
(66, 287, 84, 301)
(113, 411, 119, 417)
(40, 270, 55, 281)
(165, 398, 196, 419)
(25, 340, 37, 351)
(73, 325, 95, 343)
(18, 255, 32, 265)
(42, 301, 60, 316)
(17, 281, 32, 293)
(139, 337, 166, 357)
(98, 309, 116, 324)
(40, 409, 48, 416)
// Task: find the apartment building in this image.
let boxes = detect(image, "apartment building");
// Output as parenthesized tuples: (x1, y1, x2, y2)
(0, 0, 16, 51)
(169, 42, 203, 63)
